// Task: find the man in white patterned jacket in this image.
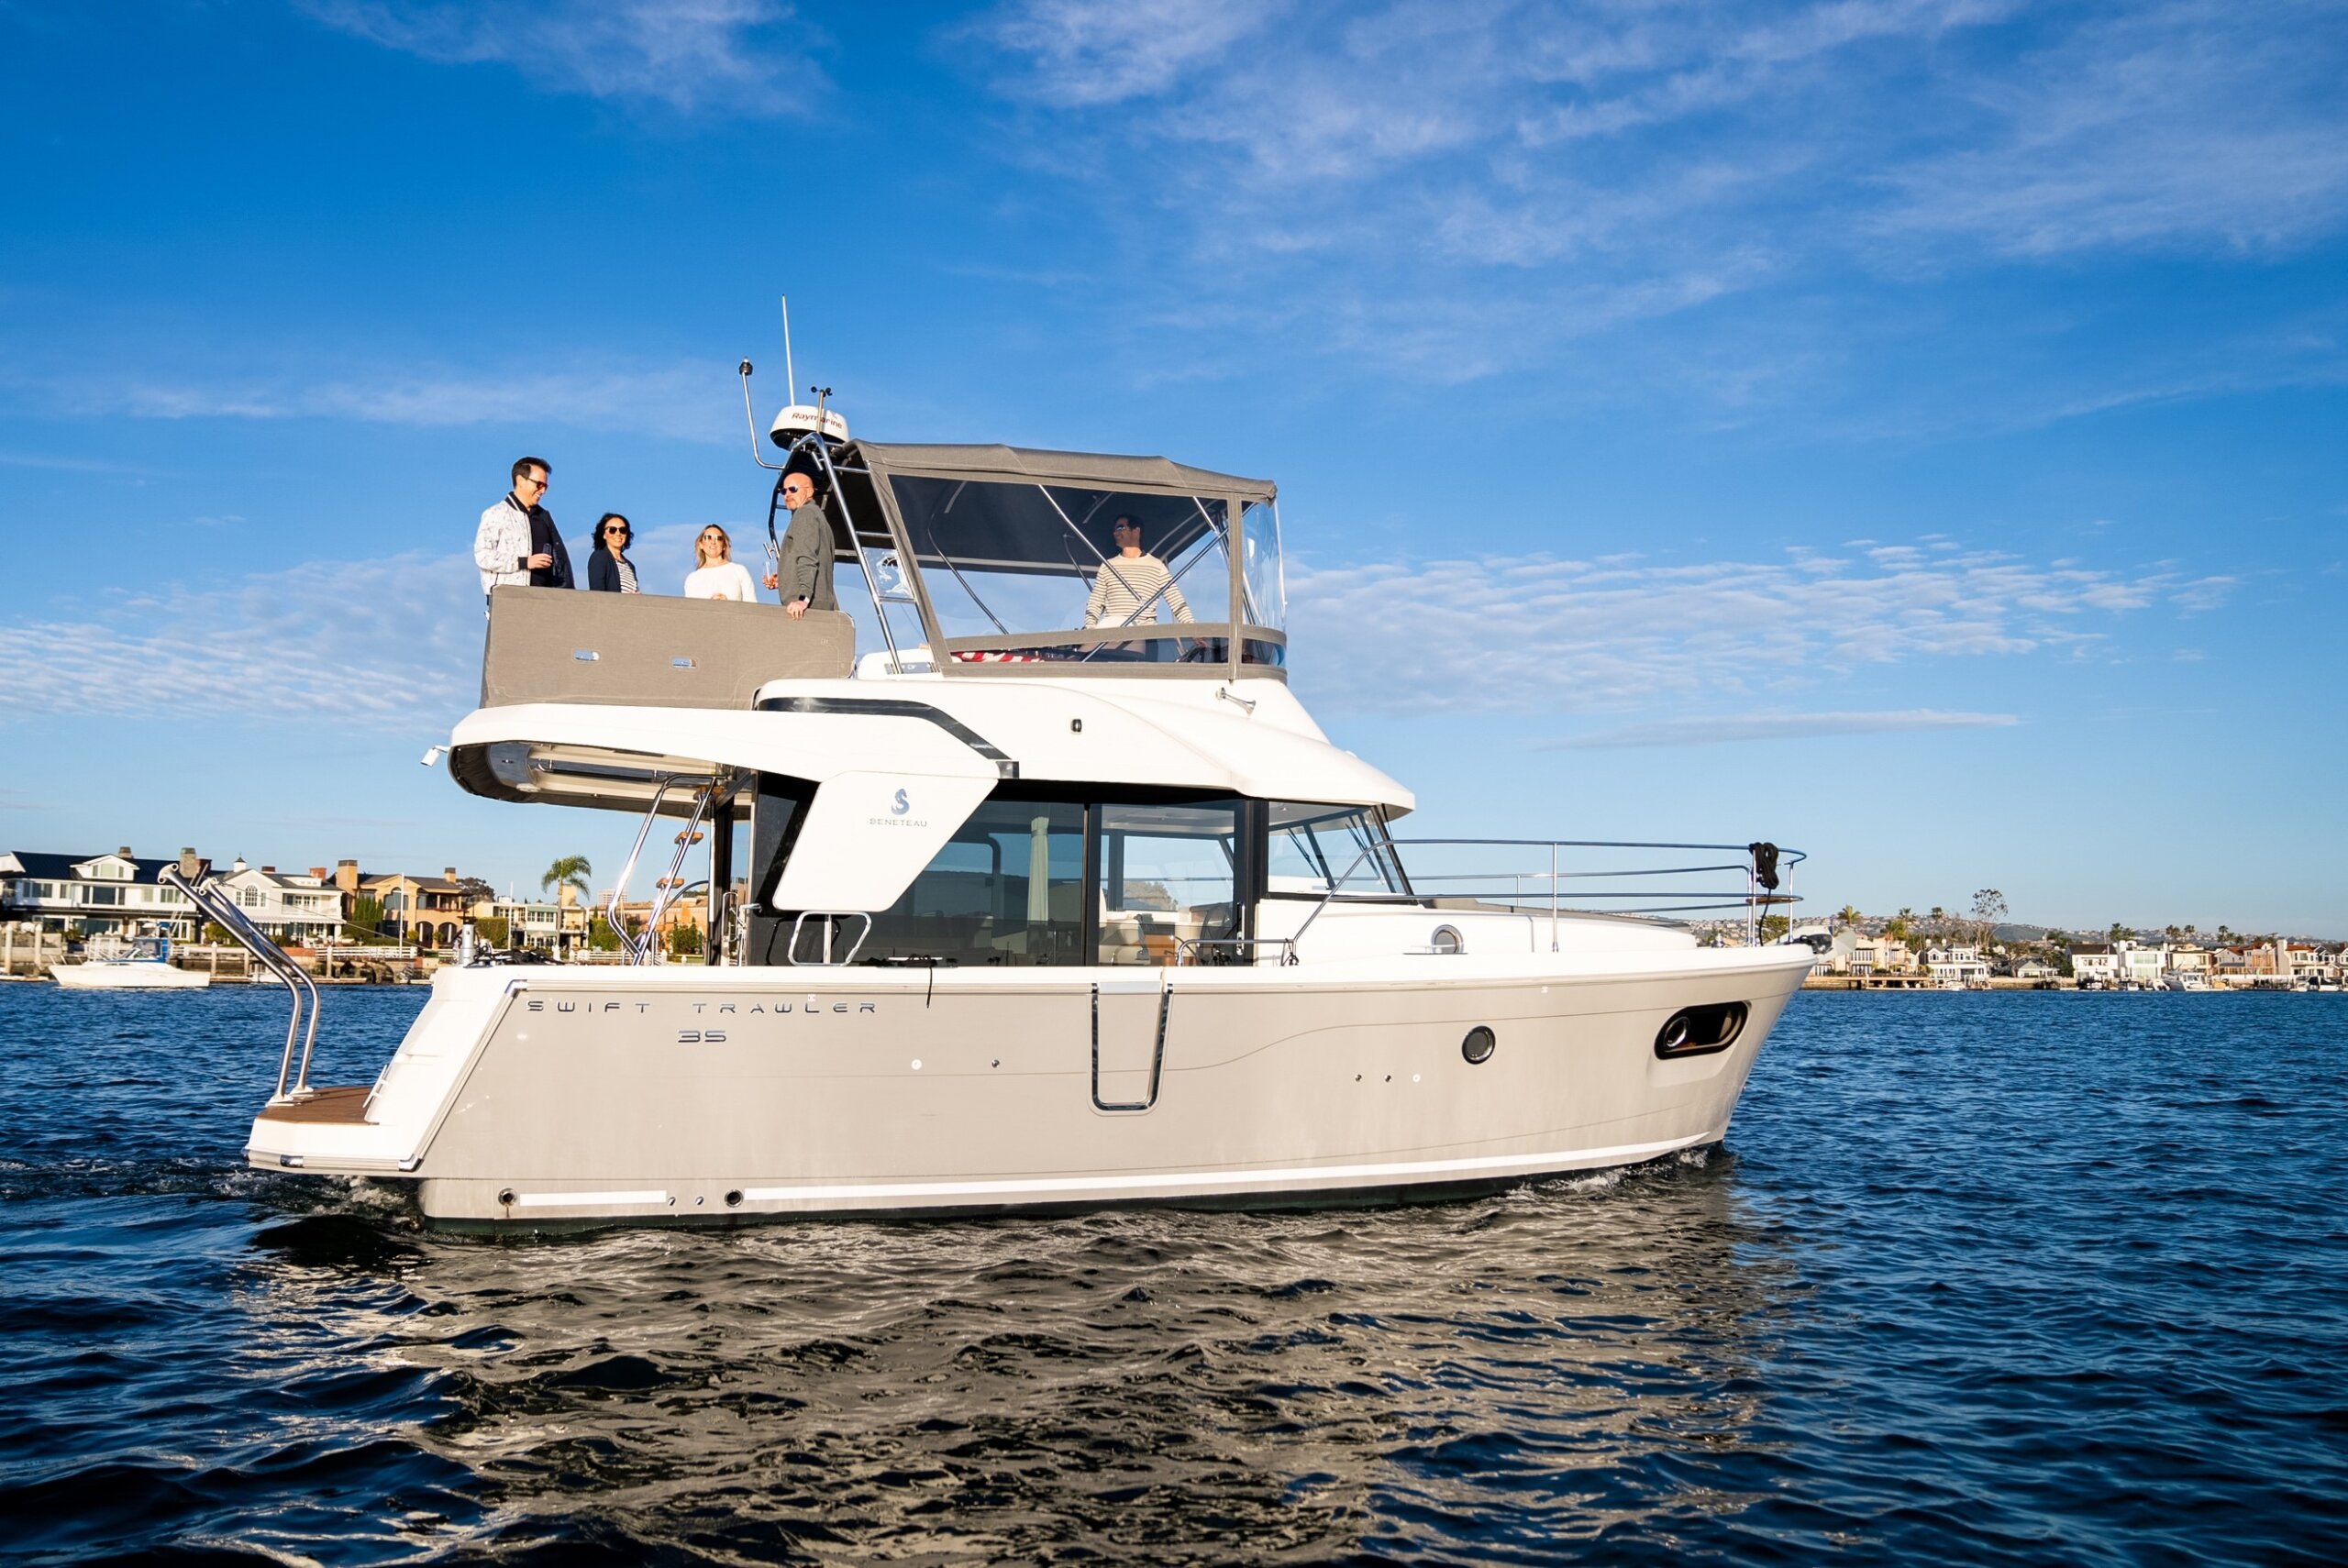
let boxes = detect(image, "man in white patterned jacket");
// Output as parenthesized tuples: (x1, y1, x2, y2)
(472, 456, 570, 606)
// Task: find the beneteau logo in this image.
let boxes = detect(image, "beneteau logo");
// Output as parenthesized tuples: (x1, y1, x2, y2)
(870, 781, 927, 828)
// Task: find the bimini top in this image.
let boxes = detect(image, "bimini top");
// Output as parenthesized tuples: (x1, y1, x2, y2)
(851, 442, 1275, 502)
(777, 435, 1291, 676)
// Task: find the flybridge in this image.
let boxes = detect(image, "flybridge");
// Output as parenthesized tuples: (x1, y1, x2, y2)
(740, 345, 1290, 681)
(475, 435, 1292, 715)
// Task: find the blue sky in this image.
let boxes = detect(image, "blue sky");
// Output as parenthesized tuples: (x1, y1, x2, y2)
(3, 0, 2343, 932)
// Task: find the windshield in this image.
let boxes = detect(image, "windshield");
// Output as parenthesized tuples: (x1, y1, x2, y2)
(1266, 803, 1407, 894)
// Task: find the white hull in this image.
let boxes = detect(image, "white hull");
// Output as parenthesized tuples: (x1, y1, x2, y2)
(52, 962, 211, 990)
(247, 944, 1814, 1226)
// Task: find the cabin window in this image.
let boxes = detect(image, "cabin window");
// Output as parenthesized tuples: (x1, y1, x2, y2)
(861, 800, 1089, 967)
(1098, 801, 1239, 965)
(1266, 803, 1408, 896)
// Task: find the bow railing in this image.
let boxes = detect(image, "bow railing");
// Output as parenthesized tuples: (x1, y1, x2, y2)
(1289, 838, 1803, 955)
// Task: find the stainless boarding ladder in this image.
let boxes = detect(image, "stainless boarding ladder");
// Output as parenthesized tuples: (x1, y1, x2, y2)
(161, 866, 324, 1104)
(606, 776, 719, 964)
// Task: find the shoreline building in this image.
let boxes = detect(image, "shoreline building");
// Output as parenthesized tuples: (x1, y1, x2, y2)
(0, 847, 210, 938)
(359, 868, 475, 948)
(1922, 944, 1992, 987)
(1826, 928, 1914, 977)
(211, 860, 346, 945)
(471, 884, 590, 955)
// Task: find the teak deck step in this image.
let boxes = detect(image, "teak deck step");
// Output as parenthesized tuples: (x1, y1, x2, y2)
(255, 1085, 373, 1124)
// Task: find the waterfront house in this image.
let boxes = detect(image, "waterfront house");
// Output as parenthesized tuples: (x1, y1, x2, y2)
(469, 887, 590, 954)
(360, 868, 474, 948)
(2069, 943, 2118, 983)
(2165, 944, 2210, 979)
(1828, 929, 1914, 976)
(1923, 944, 1992, 987)
(0, 847, 211, 939)
(2012, 958, 2059, 982)
(2121, 943, 2165, 986)
(210, 861, 346, 945)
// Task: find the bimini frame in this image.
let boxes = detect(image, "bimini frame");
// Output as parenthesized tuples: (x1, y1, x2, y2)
(760, 434, 1289, 684)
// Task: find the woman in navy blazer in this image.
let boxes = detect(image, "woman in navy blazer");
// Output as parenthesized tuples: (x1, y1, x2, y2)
(586, 513, 640, 592)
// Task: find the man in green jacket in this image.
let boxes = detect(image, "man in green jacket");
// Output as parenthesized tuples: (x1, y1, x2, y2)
(764, 469, 838, 619)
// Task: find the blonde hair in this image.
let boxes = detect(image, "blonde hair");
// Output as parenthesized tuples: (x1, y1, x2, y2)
(695, 525, 731, 568)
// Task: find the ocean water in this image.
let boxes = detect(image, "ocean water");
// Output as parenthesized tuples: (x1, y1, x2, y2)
(1, 984, 2342, 1565)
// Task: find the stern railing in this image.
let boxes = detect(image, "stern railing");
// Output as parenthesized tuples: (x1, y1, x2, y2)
(161, 867, 323, 1102)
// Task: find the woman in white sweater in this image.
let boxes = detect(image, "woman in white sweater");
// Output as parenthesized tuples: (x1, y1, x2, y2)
(683, 525, 760, 602)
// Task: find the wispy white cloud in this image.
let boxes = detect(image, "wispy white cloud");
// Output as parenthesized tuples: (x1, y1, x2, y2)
(979, 0, 1280, 107)
(22, 359, 738, 444)
(1286, 540, 2232, 713)
(1875, 2, 2348, 258)
(0, 449, 150, 475)
(303, 0, 819, 115)
(971, 0, 2348, 394)
(0, 553, 480, 728)
(1540, 708, 2017, 749)
(0, 521, 730, 728)
(0, 531, 2236, 734)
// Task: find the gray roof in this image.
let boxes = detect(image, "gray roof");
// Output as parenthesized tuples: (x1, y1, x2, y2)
(855, 442, 1276, 502)
(0, 850, 206, 883)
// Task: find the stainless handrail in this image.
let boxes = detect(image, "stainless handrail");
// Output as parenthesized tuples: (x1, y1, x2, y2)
(606, 776, 680, 959)
(162, 867, 323, 1101)
(637, 785, 717, 964)
(1285, 838, 1805, 955)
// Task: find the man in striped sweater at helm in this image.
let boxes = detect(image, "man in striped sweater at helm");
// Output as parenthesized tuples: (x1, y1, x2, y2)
(1083, 515, 1193, 650)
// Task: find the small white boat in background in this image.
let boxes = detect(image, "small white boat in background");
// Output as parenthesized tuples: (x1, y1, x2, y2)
(51, 932, 211, 990)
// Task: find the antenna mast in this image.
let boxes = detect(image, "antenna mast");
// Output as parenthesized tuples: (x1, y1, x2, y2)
(780, 295, 797, 407)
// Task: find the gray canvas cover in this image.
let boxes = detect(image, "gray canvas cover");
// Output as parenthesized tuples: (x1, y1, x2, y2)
(854, 442, 1275, 502)
(482, 586, 854, 710)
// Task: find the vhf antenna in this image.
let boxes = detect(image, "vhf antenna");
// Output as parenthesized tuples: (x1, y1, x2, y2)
(781, 294, 797, 408)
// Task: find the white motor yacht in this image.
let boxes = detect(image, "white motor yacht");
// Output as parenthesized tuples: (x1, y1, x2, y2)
(51, 931, 211, 990)
(191, 403, 1816, 1228)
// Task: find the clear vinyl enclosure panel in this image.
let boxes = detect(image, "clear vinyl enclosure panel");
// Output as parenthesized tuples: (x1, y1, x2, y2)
(880, 473, 1281, 668)
(1241, 501, 1285, 632)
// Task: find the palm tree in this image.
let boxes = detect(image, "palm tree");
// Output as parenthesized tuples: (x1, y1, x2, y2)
(542, 855, 593, 901)
(1838, 903, 1861, 927)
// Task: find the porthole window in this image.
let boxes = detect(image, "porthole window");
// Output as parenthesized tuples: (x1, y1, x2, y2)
(1462, 1025, 1496, 1065)
(1654, 1001, 1749, 1059)
(1431, 924, 1464, 955)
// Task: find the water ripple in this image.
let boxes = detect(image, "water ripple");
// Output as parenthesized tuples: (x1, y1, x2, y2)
(1, 986, 2344, 1562)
